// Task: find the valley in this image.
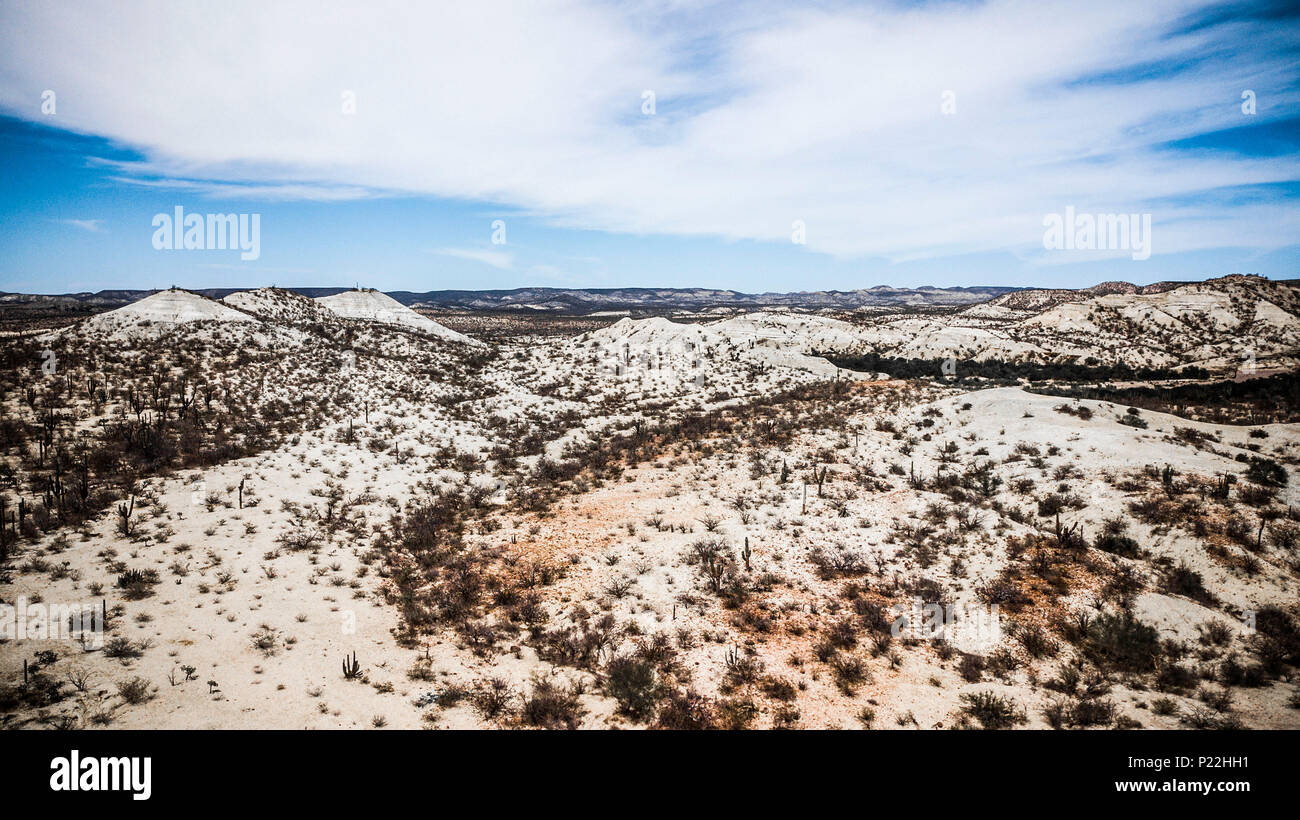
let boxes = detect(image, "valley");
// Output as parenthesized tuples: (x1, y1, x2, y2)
(1, 275, 1298, 730)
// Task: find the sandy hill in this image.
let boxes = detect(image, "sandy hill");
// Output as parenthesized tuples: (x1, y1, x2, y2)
(581, 315, 868, 382)
(223, 287, 329, 325)
(76, 288, 258, 337)
(578, 318, 727, 378)
(960, 281, 1178, 319)
(594, 316, 716, 349)
(1020, 276, 1300, 367)
(830, 275, 1300, 372)
(712, 311, 863, 351)
(962, 288, 1091, 318)
(315, 289, 482, 345)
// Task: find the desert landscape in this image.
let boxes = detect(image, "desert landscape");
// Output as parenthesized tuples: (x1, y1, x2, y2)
(1, 274, 1297, 730)
(2, 0, 1298, 765)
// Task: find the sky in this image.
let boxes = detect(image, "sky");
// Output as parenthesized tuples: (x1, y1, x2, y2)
(0, 0, 1297, 295)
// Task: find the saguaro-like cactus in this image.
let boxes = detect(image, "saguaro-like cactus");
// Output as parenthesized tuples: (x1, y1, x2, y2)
(117, 495, 135, 536)
(342, 651, 363, 680)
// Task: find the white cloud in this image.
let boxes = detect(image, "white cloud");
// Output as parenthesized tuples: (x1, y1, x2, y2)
(434, 247, 514, 270)
(106, 175, 374, 202)
(59, 219, 105, 233)
(2, 0, 1297, 262)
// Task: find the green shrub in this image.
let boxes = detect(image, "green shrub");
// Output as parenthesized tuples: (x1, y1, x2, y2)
(519, 677, 585, 730)
(959, 691, 1027, 729)
(1162, 563, 1215, 604)
(1095, 533, 1140, 557)
(1245, 457, 1287, 487)
(115, 568, 160, 600)
(1085, 612, 1161, 674)
(116, 676, 153, 705)
(604, 656, 658, 721)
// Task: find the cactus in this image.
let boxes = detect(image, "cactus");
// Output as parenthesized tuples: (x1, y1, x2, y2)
(116, 495, 134, 536)
(908, 461, 924, 490)
(741, 537, 752, 572)
(1213, 473, 1232, 499)
(1053, 513, 1082, 550)
(724, 645, 741, 669)
(342, 650, 363, 680)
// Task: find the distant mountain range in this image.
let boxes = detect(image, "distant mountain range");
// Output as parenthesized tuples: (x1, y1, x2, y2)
(4, 280, 1275, 315)
(3, 284, 1029, 315)
(391, 285, 1027, 312)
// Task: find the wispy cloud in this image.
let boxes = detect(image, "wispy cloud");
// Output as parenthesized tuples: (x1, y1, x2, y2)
(433, 247, 514, 270)
(200, 263, 315, 274)
(105, 175, 375, 202)
(2, 0, 1297, 263)
(58, 218, 105, 233)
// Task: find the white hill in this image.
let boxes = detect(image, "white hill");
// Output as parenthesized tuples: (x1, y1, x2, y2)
(222, 287, 328, 325)
(315, 289, 482, 345)
(581, 315, 869, 383)
(818, 275, 1300, 372)
(711, 311, 864, 351)
(77, 288, 258, 337)
(566, 276, 1300, 378)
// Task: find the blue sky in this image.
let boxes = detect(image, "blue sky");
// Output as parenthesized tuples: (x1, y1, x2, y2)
(0, 0, 1297, 295)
